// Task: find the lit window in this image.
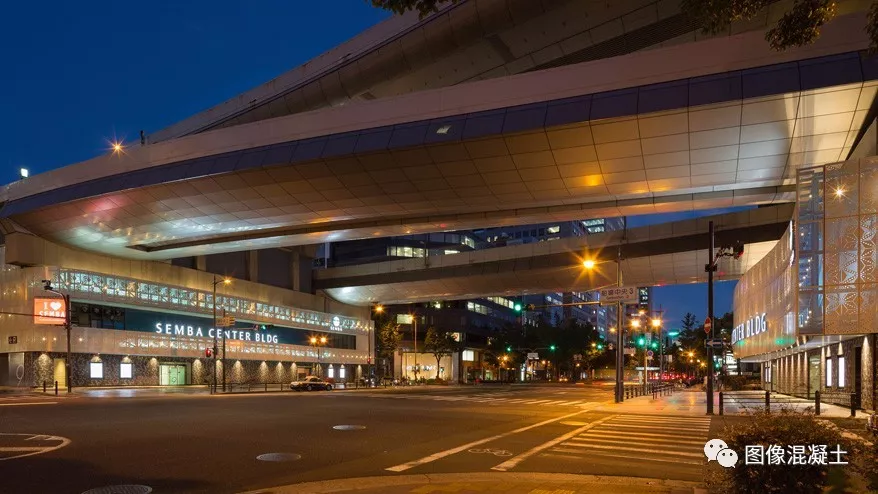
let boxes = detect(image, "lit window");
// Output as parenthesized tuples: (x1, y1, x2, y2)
(339, 366, 346, 379)
(328, 366, 335, 379)
(838, 356, 845, 387)
(444, 250, 459, 255)
(462, 350, 474, 361)
(120, 362, 133, 379)
(825, 358, 832, 387)
(90, 362, 104, 379)
(547, 226, 560, 234)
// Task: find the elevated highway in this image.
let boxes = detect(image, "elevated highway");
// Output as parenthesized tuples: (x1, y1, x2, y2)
(313, 205, 792, 305)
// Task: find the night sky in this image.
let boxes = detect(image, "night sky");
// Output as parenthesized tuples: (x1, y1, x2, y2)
(1, 2, 737, 321)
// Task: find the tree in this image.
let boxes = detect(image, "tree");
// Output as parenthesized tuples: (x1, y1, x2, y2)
(681, 312, 698, 333)
(424, 327, 455, 379)
(377, 320, 402, 377)
(370, 0, 460, 18)
(374, 0, 878, 52)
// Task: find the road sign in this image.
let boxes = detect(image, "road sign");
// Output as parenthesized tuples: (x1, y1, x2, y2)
(573, 354, 582, 361)
(646, 350, 654, 358)
(598, 286, 639, 305)
(397, 314, 414, 324)
(705, 338, 725, 349)
(527, 352, 539, 360)
(704, 317, 712, 334)
(623, 348, 635, 356)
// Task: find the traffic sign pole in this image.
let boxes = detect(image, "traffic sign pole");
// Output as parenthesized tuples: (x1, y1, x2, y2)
(706, 221, 715, 415)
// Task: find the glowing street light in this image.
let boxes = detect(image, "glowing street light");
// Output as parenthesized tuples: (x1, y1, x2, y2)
(651, 318, 662, 328)
(630, 319, 641, 328)
(582, 259, 596, 270)
(19, 168, 28, 179)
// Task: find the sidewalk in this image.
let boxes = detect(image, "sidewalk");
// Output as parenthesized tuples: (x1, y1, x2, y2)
(594, 389, 871, 418)
(240, 473, 702, 494)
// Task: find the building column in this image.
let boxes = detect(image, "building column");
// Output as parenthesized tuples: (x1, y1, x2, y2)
(195, 255, 206, 271)
(247, 250, 258, 282)
(291, 252, 301, 292)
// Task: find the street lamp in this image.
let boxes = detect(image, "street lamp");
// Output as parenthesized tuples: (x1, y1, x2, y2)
(651, 318, 664, 384)
(311, 336, 328, 377)
(582, 249, 624, 403)
(41, 280, 71, 393)
(212, 276, 231, 394)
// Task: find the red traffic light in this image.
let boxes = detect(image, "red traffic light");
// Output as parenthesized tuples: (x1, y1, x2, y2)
(205, 348, 213, 358)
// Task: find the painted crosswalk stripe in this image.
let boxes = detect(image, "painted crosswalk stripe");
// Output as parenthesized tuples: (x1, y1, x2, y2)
(605, 423, 710, 432)
(547, 449, 703, 465)
(558, 441, 703, 458)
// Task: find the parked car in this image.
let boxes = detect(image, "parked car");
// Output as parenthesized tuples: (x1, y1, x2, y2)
(290, 376, 332, 391)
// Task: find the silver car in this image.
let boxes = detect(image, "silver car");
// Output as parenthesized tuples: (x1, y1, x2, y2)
(290, 376, 332, 391)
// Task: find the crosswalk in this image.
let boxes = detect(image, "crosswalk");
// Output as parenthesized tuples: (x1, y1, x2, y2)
(542, 414, 710, 471)
(360, 393, 601, 408)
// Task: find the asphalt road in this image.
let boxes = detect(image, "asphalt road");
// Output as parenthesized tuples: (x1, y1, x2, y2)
(0, 383, 712, 493)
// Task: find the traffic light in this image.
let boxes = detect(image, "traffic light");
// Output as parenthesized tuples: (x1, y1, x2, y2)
(506, 346, 512, 352)
(650, 341, 658, 349)
(636, 337, 645, 347)
(514, 303, 522, 312)
(205, 348, 213, 358)
(597, 343, 603, 350)
(549, 344, 556, 351)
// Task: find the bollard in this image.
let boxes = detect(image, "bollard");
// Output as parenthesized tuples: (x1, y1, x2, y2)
(815, 390, 821, 416)
(851, 393, 857, 417)
(765, 390, 770, 413)
(54, 380, 58, 396)
(43, 381, 46, 393)
(264, 383, 268, 392)
(719, 392, 724, 415)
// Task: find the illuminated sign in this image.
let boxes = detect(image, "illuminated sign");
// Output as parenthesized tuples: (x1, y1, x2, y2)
(33, 298, 66, 325)
(732, 313, 767, 344)
(154, 322, 279, 344)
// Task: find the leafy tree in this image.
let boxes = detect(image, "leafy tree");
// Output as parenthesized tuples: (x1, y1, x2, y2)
(377, 320, 402, 376)
(424, 327, 455, 379)
(374, 0, 878, 52)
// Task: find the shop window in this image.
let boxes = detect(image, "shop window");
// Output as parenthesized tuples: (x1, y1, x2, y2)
(825, 358, 833, 387)
(327, 366, 335, 379)
(120, 362, 133, 379)
(838, 356, 845, 387)
(89, 362, 104, 379)
(462, 350, 474, 362)
(339, 366, 346, 379)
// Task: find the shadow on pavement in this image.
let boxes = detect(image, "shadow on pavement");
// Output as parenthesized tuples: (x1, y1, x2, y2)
(0, 456, 216, 494)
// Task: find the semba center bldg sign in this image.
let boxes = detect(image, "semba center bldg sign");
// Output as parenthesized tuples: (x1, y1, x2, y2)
(731, 313, 767, 345)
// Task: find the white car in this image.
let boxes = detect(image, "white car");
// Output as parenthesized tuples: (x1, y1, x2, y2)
(290, 376, 332, 391)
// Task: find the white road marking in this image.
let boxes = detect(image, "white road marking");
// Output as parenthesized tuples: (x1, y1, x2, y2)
(546, 449, 703, 465)
(490, 415, 617, 472)
(385, 409, 590, 472)
(0, 433, 71, 461)
(558, 441, 703, 458)
(0, 402, 57, 407)
(607, 423, 710, 432)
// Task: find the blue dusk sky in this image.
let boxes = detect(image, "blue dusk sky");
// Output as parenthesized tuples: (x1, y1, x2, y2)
(1, 2, 737, 321)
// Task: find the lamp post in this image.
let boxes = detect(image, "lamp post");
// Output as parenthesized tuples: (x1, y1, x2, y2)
(42, 280, 71, 393)
(582, 247, 625, 403)
(651, 317, 663, 384)
(371, 305, 383, 385)
(212, 276, 231, 394)
(310, 336, 327, 377)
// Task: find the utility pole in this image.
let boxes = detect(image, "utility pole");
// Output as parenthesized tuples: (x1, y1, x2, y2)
(706, 221, 715, 415)
(222, 308, 227, 392)
(615, 246, 624, 403)
(64, 293, 71, 393)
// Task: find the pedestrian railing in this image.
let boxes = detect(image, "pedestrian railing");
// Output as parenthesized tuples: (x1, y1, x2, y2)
(218, 380, 378, 394)
(623, 382, 675, 400)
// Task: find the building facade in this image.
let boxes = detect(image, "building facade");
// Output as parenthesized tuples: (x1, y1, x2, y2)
(0, 237, 373, 388)
(733, 155, 878, 411)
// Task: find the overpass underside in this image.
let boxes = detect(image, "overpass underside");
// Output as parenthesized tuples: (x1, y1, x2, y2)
(313, 205, 792, 305)
(0, 14, 873, 260)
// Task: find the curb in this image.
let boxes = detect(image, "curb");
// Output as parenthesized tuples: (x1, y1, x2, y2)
(239, 472, 703, 494)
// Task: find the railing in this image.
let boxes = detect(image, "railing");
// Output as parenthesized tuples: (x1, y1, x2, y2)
(623, 382, 674, 399)
(220, 380, 378, 394)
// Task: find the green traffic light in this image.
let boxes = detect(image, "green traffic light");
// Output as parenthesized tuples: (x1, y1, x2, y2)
(549, 344, 556, 351)
(637, 337, 645, 347)
(514, 303, 522, 312)
(651, 341, 658, 349)
(597, 344, 603, 350)
(506, 346, 512, 352)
